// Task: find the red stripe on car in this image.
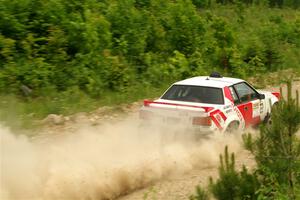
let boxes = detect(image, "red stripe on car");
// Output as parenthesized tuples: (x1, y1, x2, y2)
(210, 109, 227, 121)
(209, 109, 227, 130)
(219, 112, 227, 121)
(224, 87, 234, 102)
(210, 115, 222, 130)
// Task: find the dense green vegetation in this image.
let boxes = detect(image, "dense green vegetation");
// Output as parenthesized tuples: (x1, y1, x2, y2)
(191, 86, 300, 199)
(0, 0, 300, 124)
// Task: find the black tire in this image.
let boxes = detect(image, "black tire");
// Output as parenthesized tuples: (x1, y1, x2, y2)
(263, 112, 271, 125)
(264, 102, 279, 125)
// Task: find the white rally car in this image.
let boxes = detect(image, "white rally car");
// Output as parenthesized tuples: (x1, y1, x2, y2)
(140, 73, 280, 134)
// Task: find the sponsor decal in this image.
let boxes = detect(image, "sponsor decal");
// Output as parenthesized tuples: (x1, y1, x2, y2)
(253, 102, 259, 110)
(252, 101, 260, 118)
(260, 101, 264, 114)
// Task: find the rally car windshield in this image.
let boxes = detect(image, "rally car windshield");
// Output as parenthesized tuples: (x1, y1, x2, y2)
(161, 85, 224, 105)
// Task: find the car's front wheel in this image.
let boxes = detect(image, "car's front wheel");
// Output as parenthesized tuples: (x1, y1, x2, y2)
(264, 102, 279, 125)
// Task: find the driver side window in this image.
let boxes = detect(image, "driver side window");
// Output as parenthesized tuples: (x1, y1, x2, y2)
(234, 82, 258, 103)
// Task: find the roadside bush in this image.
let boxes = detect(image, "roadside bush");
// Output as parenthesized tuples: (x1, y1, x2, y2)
(254, 87, 300, 199)
(209, 146, 259, 200)
(190, 186, 209, 200)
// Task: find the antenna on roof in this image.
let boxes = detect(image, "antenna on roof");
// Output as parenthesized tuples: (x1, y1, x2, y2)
(209, 72, 222, 78)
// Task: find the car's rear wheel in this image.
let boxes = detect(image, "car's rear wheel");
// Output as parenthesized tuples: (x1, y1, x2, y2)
(225, 121, 239, 134)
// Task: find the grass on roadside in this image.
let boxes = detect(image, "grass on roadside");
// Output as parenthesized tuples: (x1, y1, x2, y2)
(0, 82, 170, 131)
(0, 69, 299, 133)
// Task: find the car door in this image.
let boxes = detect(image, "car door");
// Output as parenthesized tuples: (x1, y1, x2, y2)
(233, 82, 261, 127)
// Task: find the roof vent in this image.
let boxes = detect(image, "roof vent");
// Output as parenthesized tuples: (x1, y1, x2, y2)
(209, 72, 222, 78)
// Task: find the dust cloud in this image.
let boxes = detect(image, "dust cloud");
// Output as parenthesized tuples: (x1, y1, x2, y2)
(0, 117, 243, 200)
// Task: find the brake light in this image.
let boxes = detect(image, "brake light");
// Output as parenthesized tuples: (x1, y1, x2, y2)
(143, 99, 152, 106)
(139, 110, 153, 120)
(272, 92, 281, 100)
(192, 117, 212, 126)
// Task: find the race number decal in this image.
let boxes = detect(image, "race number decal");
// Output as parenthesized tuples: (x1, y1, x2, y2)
(260, 101, 264, 114)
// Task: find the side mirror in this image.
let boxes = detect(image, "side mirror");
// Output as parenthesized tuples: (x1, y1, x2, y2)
(258, 93, 265, 100)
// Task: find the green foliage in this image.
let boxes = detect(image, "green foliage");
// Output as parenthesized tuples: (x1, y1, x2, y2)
(0, 1, 300, 123)
(192, 0, 212, 8)
(242, 133, 254, 152)
(190, 186, 209, 200)
(214, 0, 300, 8)
(209, 146, 259, 200)
(253, 86, 300, 199)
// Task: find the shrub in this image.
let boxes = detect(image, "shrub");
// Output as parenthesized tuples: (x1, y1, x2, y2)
(192, 82, 300, 199)
(209, 146, 259, 200)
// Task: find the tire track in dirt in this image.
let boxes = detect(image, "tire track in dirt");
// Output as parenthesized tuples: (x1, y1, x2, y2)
(117, 143, 255, 200)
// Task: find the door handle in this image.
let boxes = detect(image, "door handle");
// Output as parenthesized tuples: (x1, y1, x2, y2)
(244, 106, 248, 111)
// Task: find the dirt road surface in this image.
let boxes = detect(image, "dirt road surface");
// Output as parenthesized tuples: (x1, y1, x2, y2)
(1, 80, 299, 200)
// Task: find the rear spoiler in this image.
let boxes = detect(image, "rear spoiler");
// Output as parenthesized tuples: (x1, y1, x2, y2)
(143, 99, 213, 112)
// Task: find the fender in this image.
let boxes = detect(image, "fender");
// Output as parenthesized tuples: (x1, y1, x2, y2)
(258, 91, 280, 115)
(222, 116, 242, 133)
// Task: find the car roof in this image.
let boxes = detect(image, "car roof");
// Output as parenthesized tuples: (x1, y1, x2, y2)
(173, 76, 244, 88)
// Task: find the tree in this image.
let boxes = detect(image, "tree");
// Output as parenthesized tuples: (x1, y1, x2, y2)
(254, 83, 300, 199)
